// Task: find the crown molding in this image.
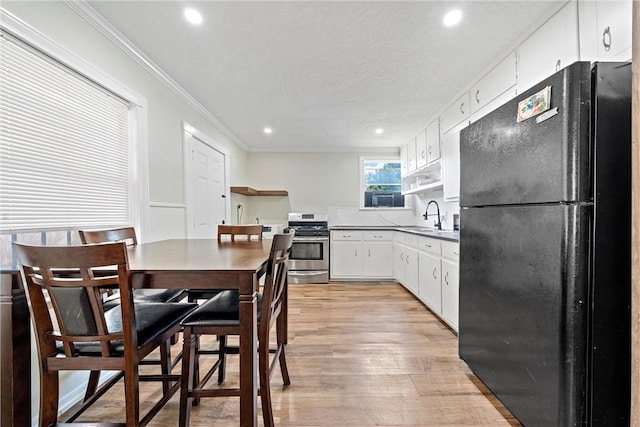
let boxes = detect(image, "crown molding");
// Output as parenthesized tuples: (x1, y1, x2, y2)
(64, 0, 250, 152)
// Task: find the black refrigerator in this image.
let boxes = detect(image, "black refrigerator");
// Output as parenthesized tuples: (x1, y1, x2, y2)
(458, 61, 631, 426)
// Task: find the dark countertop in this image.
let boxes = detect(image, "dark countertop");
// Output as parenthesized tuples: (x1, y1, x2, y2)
(330, 225, 459, 242)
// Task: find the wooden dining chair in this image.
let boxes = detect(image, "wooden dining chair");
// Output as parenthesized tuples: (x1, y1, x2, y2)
(217, 224, 264, 242)
(178, 231, 294, 427)
(79, 226, 187, 400)
(79, 227, 186, 306)
(13, 242, 198, 427)
(186, 224, 264, 303)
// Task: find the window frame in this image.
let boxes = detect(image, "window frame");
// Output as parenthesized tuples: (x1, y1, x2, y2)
(358, 155, 410, 210)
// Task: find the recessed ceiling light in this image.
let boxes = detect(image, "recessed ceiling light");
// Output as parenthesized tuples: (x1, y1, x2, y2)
(375, 128, 384, 135)
(264, 127, 273, 134)
(184, 8, 203, 25)
(443, 9, 462, 27)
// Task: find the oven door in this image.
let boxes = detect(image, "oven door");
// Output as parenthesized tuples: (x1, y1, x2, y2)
(288, 236, 329, 271)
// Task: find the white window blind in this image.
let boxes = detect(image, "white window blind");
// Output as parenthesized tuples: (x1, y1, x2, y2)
(0, 31, 131, 232)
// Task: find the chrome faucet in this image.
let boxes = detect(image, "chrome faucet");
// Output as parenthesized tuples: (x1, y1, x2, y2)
(423, 200, 442, 230)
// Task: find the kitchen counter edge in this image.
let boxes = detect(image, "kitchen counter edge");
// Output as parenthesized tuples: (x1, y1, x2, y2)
(329, 225, 459, 242)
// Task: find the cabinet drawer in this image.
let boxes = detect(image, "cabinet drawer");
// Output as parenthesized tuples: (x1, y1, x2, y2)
(441, 241, 460, 261)
(364, 231, 393, 241)
(418, 236, 441, 255)
(331, 231, 363, 241)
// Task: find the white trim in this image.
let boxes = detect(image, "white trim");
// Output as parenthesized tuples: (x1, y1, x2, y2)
(64, 0, 249, 152)
(149, 202, 187, 209)
(0, 8, 151, 238)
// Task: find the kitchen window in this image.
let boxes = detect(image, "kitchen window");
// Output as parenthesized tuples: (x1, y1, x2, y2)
(360, 158, 405, 209)
(0, 21, 148, 268)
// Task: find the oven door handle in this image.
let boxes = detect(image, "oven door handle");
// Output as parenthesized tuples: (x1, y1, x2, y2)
(292, 237, 329, 242)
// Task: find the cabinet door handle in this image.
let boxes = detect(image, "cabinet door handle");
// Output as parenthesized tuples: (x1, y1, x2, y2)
(602, 26, 611, 51)
(453, 251, 459, 255)
(406, 255, 409, 264)
(475, 89, 480, 104)
(428, 146, 432, 155)
(444, 272, 449, 285)
(368, 249, 371, 257)
(555, 59, 561, 72)
(400, 253, 404, 261)
(421, 150, 426, 159)
(432, 268, 437, 279)
(355, 249, 358, 257)
(459, 102, 465, 115)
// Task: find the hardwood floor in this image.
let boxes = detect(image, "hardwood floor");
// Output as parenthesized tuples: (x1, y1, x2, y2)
(64, 283, 520, 426)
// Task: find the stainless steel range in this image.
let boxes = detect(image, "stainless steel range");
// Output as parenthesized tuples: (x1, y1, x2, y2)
(286, 213, 329, 283)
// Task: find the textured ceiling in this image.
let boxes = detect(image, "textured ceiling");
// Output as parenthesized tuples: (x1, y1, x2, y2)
(85, 1, 566, 152)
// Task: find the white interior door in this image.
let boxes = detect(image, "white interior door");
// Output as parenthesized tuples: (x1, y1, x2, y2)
(184, 125, 228, 238)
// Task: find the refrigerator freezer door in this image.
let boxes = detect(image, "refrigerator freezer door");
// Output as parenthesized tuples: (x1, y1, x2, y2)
(460, 62, 592, 207)
(459, 204, 590, 426)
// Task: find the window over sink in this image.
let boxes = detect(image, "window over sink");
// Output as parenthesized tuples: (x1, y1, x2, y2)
(360, 158, 406, 209)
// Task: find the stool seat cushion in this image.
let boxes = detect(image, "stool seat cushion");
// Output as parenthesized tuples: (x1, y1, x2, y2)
(62, 302, 197, 356)
(181, 290, 263, 327)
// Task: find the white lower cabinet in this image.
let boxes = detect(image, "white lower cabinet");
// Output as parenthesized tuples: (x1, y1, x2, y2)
(441, 259, 459, 331)
(331, 231, 362, 278)
(331, 230, 393, 280)
(418, 235, 443, 314)
(404, 245, 419, 296)
(396, 232, 460, 332)
(363, 231, 393, 278)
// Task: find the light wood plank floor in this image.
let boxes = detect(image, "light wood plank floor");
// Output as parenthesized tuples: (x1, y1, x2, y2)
(64, 283, 521, 426)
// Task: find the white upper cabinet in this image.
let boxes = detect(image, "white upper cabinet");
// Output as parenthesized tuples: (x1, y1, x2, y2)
(470, 87, 517, 124)
(415, 128, 428, 169)
(470, 52, 517, 114)
(407, 137, 417, 173)
(400, 144, 408, 177)
(579, 0, 632, 61)
(516, 1, 579, 94)
(441, 121, 465, 202)
(425, 118, 441, 164)
(440, 92, 470, 134)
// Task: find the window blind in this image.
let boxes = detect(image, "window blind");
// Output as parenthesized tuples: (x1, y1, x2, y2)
(0, 31, 131, 232)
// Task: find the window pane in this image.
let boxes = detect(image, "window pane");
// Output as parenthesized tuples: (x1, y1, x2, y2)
(362, 160, 404, 208)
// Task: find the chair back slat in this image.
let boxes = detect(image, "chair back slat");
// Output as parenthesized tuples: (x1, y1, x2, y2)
(13, 242, 132, 358)
(260, 231, 294, 330)
(79, 226, 138, 245)
(217, 224, 263, 242)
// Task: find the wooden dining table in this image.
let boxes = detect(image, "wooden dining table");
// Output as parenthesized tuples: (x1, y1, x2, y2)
(1, 238, 274, 427)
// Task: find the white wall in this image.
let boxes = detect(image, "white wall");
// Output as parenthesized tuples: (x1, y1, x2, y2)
(2, 1, 250, 242)
(242, 151, 418, 226)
